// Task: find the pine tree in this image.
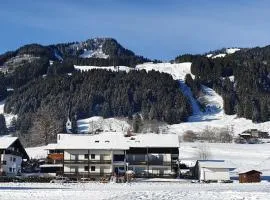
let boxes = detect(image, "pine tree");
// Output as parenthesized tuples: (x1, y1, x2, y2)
(0, 114, 7, 135)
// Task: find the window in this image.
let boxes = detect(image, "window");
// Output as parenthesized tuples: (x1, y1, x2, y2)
(94, 140, 99, 143)
(91, 154, 95, 159)
(84, 166, 89, 171)
(113, 154, 125, 162)
(9, 168, 12, 172)
(13, 157, 16, 162)
(2, 160, 6, 165)
(90, 166, 95, 171)
(10, 157, 12, 162)
(84, 154, 88, 159)
(12, 168, 15, 172)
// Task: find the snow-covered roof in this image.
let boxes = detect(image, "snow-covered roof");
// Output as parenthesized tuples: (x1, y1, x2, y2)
(238, 169, 262, 174)
(198, 160, 235, 169)
(49, 133, 179, 150)
(40, 164, 63, 168)
(126, 134, 179, 148)
(0, 137, 18, 149)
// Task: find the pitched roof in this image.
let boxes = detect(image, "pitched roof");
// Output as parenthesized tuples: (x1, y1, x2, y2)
(239, 169, 262, 174)
(0, 137, 18, 149)
(198, 160, 235, 169)
(0, 136, 29, 159)
(48, 133, 179, 150)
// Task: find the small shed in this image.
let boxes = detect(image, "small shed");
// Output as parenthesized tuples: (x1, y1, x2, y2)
(193, 160, 235, 182)
(239, 170, 262, 183)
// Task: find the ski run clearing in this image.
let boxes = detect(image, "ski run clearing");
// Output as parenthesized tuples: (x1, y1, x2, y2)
(74, 62, 270, 136)
(0, 182, 269, 200)
(0, 100, 16, 127)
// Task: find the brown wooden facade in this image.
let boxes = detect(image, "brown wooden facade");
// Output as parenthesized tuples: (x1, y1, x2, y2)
(239, 170, 262, 183)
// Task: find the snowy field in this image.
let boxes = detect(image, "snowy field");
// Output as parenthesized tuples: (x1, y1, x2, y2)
(179, 142, 270, 177)
(0, 182, 270, 200)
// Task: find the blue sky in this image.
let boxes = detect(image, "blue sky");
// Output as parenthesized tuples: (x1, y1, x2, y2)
(1, 0, 270, 60)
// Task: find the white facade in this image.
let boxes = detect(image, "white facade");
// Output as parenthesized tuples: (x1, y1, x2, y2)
(0, 154, 22, 175)
(199, 167, 230, 181)
(0, 137, 28, 176)
(47, 133, 179, 177)
(196, 160, 234, 181)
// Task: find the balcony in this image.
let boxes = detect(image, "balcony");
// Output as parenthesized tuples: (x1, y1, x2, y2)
(127, 160, 171, 166)
(64, 160, 112, 165)
(47, 153, 64, 161)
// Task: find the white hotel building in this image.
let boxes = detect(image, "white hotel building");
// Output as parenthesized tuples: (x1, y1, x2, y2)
(45, 133, 179, 178)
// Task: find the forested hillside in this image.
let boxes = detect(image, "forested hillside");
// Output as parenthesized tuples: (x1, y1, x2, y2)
(1, 37, 270, 145)
(3, 70, 191, 145)
(177, 47, 270, 122)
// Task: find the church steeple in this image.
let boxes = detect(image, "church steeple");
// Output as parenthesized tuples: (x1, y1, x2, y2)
(66, 117, 72, 134)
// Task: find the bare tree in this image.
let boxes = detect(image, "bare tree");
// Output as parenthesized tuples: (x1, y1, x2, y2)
(183, 130, 197, 142)
(29, 108, 62, 146)
(197, 143, 211, 160)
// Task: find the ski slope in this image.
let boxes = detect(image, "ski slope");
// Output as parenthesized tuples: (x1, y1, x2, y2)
(73, 62, 270, 136)
(0, 100, 17, 127)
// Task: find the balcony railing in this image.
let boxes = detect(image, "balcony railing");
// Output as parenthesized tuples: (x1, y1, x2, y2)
(127, 160, 172, 166)
(64, 160, 112, 165)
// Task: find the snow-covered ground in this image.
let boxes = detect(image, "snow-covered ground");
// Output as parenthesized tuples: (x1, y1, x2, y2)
(180, 142, 270, 176)
(0, 100, 17, 127)
(77, 116, 130, 133)
(0, 182, 269, 200)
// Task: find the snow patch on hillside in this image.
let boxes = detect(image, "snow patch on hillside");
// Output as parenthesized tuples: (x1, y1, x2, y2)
(212, 53, 226, 58)
(0, 100, 17, 127)
(226, 48, 240, 54)
(74, 65, 132, 72)
(80, 48, 109, 59)
(77, 116, 130, 133)
(136, 62, 194, 80)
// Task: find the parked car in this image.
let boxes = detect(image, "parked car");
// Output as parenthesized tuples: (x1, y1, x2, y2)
(50, 176, 69, 183)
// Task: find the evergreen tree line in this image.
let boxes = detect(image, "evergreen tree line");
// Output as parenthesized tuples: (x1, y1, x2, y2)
(181, 47, 270, 122)
(4, 70, 191, 144)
